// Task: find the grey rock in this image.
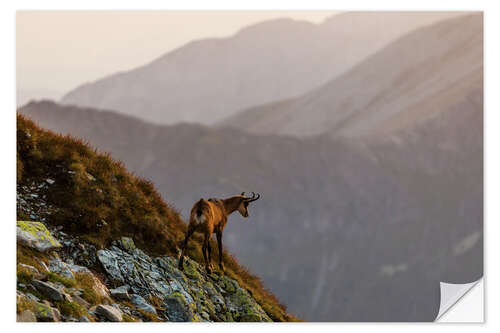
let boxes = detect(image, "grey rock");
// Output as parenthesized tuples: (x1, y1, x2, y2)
(97, 250, 124, 282)
(95, 304, 123, 322)
(79, 315, 91, 322)
(17, 310, 36, 322)
(16, 221, 61, 252)
(26, 293, 40, 302)
(163, 292, 194, 322)
(48, 257, 74, 279)
(78, 316, 90, 323)
(88, 305, 97, 316)
(63, 292, 73, 302)
(130, 294, 157, 314)
(33, 302, 59, 322)
(31, 279, 64, 301)
(36, 258, 49, 272)
(72, 295, 90, 309)
(19, 263, 40, 276)
(200, 311, 210, 321)
(210, 295, 226, 313)
(119, 237, 136, 253)
(52, 308, 61, 321)
(17, 228, 37, 247)
(68, 263, 92, 275)
(110, 285, 130, 301)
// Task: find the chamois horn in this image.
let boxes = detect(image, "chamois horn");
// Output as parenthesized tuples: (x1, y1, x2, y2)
(241, 191, 261, 203)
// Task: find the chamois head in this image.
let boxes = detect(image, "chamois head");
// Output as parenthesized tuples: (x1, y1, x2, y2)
(237, 192, 261, 218)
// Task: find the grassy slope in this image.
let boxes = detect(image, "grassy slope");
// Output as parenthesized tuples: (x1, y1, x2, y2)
(17, 114, 298, 322)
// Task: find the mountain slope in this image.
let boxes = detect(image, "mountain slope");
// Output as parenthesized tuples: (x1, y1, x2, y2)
(17, 221, 274, 322)
(16, 113, 296, 322)
(19, 100, 482, 321)
(221, 13, 482, 138)
(60, 12, 464, 125)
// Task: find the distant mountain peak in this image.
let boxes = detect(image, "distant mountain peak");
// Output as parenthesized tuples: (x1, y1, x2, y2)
(221, 13, 482, 138)
(60, 11, 466, 126)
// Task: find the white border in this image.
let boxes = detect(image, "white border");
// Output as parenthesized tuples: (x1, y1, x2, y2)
(2, 0, 496, 332)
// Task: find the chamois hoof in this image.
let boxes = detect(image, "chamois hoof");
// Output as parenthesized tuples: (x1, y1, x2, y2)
(206, 266, 213, 274)
(219, 263, 225, 272)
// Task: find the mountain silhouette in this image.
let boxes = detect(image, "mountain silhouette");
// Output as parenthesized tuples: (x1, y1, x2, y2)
(221, 14, 482, 138)
(61, 12, 464, 125)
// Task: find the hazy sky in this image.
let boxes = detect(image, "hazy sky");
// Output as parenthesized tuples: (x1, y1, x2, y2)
(16, 11, 338, 99)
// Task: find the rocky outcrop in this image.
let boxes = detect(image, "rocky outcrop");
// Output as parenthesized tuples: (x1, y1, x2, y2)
(110, 285, 130, 301)
(94, 305, 122, 322)
(17, 292, 62, 322)
(16, 222, 272, 322)
(130, 294, 157, 315)
(17, 221, 61, 252)
(17, 310, 36, 322)
(35, 302, 61, 322)
(95, 237, 271, 322)
(31, 280, 65, 301)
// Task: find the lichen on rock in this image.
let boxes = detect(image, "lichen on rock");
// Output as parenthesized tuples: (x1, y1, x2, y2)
(17, 220, 273, 322)
(119, 237, 136, 253)
(94, 239, 271, 321)
(17, 221, 61, 252)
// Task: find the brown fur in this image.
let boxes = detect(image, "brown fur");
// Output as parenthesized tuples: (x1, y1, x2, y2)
(178, 192, 260, 273)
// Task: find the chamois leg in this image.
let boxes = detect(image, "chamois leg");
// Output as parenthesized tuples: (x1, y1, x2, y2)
(216, 231, 225, 271)
(178, 225, 195, 270)
(207, 240, 212, 265)
(202, 233, 213, 274)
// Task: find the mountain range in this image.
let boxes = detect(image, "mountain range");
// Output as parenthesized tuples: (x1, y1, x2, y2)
(221, 14, 482, 138)
(60, 12, 464, 125)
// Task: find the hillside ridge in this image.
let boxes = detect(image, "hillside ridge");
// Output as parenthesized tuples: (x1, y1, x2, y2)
(16, 113, 296, 322)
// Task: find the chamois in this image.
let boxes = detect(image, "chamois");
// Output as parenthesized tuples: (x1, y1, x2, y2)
(178, 192, 261, 273)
